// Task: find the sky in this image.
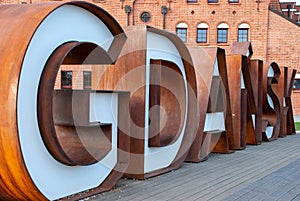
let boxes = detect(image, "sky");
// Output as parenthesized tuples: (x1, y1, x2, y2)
(279, 0, 300, 5)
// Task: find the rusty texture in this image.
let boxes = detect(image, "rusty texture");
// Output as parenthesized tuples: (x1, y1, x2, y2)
(229, 42, 253, 59)
(0, 2, 127, 200)
(38, 42, 116, 166)
(149, 59, 185, 147)
(285, 68, 297, 134)
(247, 59, 264, 145)
(186, 47, 233, 162)
(262, 62, 281, 141)
(225, 54, 248, 150)
(93, 26, 198, 179)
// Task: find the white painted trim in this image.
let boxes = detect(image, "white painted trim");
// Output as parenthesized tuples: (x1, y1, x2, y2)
(204, 112, 225, 132)
(197, 22, 209, 28)
(213, 59, 219, 76)
(295, 73, 300, 79)
(17, 5, 116, 200)
(267, 94, 274, 110)
(144, 31, 188, 173)
(246, 49, 250, 57)
(218, 23, 229, 29)
(176, 22, 188, 28)
(241, 72, 245, 89)
(266, 126, 274, 139)
(238, 23, 250, 29)
(252, 114, 256, 129)
(268, 66, 275, 77)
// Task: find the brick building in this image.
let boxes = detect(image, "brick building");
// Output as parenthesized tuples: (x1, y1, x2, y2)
(1, 0, 300, 114)
(280, 0, 300, 23)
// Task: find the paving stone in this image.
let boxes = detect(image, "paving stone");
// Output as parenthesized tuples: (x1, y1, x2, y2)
(87, 134, 300, 201)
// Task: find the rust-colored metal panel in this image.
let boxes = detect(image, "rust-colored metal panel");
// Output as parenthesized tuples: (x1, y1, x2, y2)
(93, 26, 147, 177)
(247, 59, 264, 145)
(184, 47, 212, 162)
(228, 42, 253, 59)
(229, 42, 260, 146)
(149, 59, 185, 147)
(186, 47, 233, 162)
(285, 68, 296, 134)
(240, 89, 248, 148)
(211, 131, 232, 154)
(225, 55, 247, 150)
(262, 62, 281, 141)
(93, 25, 198, 179)
(148, 59, 162, 147)
(272, 66, 287, 138)
(0, 2, 127, 200)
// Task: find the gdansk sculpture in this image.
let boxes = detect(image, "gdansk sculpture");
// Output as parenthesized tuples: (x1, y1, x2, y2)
(0, 2, 296, 200)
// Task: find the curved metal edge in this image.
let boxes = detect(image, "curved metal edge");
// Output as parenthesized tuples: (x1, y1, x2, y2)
(146, 26, 198, 171)
(0, 2, 126, 200)
(262, 62, 281, 140)
(38, 41, 113, 166)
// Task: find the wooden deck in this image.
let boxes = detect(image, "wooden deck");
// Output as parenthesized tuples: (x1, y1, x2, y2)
(87, 133, 300, 201)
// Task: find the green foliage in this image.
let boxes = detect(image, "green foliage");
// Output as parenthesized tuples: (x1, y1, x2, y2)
(295, 122, 300, 131)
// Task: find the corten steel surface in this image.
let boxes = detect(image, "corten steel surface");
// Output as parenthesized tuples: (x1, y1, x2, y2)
(229, 42, 253, 59)
(0, 2, 127, 200)
(93, 26, 147, 178)
(262, 62, 281, 141)
(225, 55, 248, 150)
(38, 42, 115, 166)
(284, 67, 296, 134)
(272, 66, 288, 138)
(93, 25, 198, 179)
(149, 59, 185, 147)
(247, 59, 264, 145)
(228, 42, 263, 146)
(185, 47, 233, 162)
(285, 68, 297, 134)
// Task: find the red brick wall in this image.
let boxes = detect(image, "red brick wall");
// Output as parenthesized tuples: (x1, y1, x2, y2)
(0, 0, 276, 62)
(267, 10, 300, 69)
(94, 0, 271, 61)
(267, 10, 300, 114)
(54, 65, 92, 90)
(3, 0, 300, 115)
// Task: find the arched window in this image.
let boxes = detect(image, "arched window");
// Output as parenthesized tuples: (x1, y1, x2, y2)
(176, 22, 188, 42)
(217, 23, 229, 43)
(197, 23, 208, 43)
(238, 23, 250, 42)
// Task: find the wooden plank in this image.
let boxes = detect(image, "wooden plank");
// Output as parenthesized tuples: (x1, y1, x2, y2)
(89, 134, 300, 201)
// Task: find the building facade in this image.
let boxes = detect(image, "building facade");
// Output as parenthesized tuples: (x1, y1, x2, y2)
(1, 0, 300, 114)
(280, 1, 300, 23)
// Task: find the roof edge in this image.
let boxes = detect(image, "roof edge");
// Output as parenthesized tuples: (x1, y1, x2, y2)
(269, 6, 300, 27)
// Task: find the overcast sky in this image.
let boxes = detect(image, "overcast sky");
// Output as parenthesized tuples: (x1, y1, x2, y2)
(279, 0, 300, 5)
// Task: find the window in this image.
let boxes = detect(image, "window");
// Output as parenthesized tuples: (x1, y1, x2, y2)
(177, 28, 187, 42)
(238, 29, 248, 42)
(294, 74, 300, 90)
(187, 0, 197, 2)
(229, 0, 239, 2)
(140, 12, 151, 23)
(61, 71, 72, 89)
(83, 71, 92, 89)
(176, 23, 188, 42)
(238, 23, 250, 42)
(294, 79, 300, 90)
(217, 23, 229, 43)
(218, 29, 227, 43)
(197, 23, 209, 43)
(208, 0, 218, 3)
(197, 29, 207, 43)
